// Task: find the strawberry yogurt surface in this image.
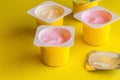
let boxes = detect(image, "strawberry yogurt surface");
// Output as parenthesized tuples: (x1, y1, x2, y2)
(38, 28, 71, 45)
(81, 10, 112, 24)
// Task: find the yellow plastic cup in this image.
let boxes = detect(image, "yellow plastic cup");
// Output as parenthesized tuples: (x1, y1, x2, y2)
(36, 18, 63, 26)
(27, 1, 72, 26)
(41, 47, 70, 66)
(74, 6, 120, 45)
(83, 24, 111, 45)
(33, 25, 75, 66)
(73, 0, 100, 13)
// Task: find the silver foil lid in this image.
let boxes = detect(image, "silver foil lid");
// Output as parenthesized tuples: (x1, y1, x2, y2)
(73, 0, 99, 4)
(85, 50, 120, 71)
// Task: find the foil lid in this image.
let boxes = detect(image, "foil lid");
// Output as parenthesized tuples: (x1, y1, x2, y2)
(73, 0, 99, 4)
(85, 50, 120, 71)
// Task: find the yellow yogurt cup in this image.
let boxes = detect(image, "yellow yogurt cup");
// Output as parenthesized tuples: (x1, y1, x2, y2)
(27, 1, 72, 26)
(33, 25, 75, 66)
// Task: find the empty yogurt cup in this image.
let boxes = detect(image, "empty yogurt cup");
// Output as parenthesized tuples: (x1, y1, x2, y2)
(27, 1, 72, 26)
(33, 25, 75, 66)
(86, 50, 120, 71)
(74, 6, 120, 45)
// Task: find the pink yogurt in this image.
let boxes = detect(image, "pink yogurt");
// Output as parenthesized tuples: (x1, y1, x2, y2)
(81, 10, 112, 24)
(38, 28, 71, 45)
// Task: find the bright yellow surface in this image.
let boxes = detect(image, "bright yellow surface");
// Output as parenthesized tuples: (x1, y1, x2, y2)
(0, 0, 120, 80)
(83, 24, 111, 45)
(41, 47, 70, 67)
(73, 1, 99, 13)
(36, 18, 63, 26)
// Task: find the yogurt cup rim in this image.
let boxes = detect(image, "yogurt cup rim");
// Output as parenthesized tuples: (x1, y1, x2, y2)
(34, 4, 65, 20)
(73, 6, 120, 28)
(81, 9, 112, 24)
(38, 27, 71, 45)
(34, 25, 75, 47)
(27, 1, 72, 23)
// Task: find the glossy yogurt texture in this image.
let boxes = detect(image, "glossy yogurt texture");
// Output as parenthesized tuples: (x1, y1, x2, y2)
(38, 28, 71, 45)
(36, 5, 64, 19)
(81, 10, 112, 24)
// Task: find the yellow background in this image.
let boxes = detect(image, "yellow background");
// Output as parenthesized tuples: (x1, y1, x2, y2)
(0, 0, 120, 80)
